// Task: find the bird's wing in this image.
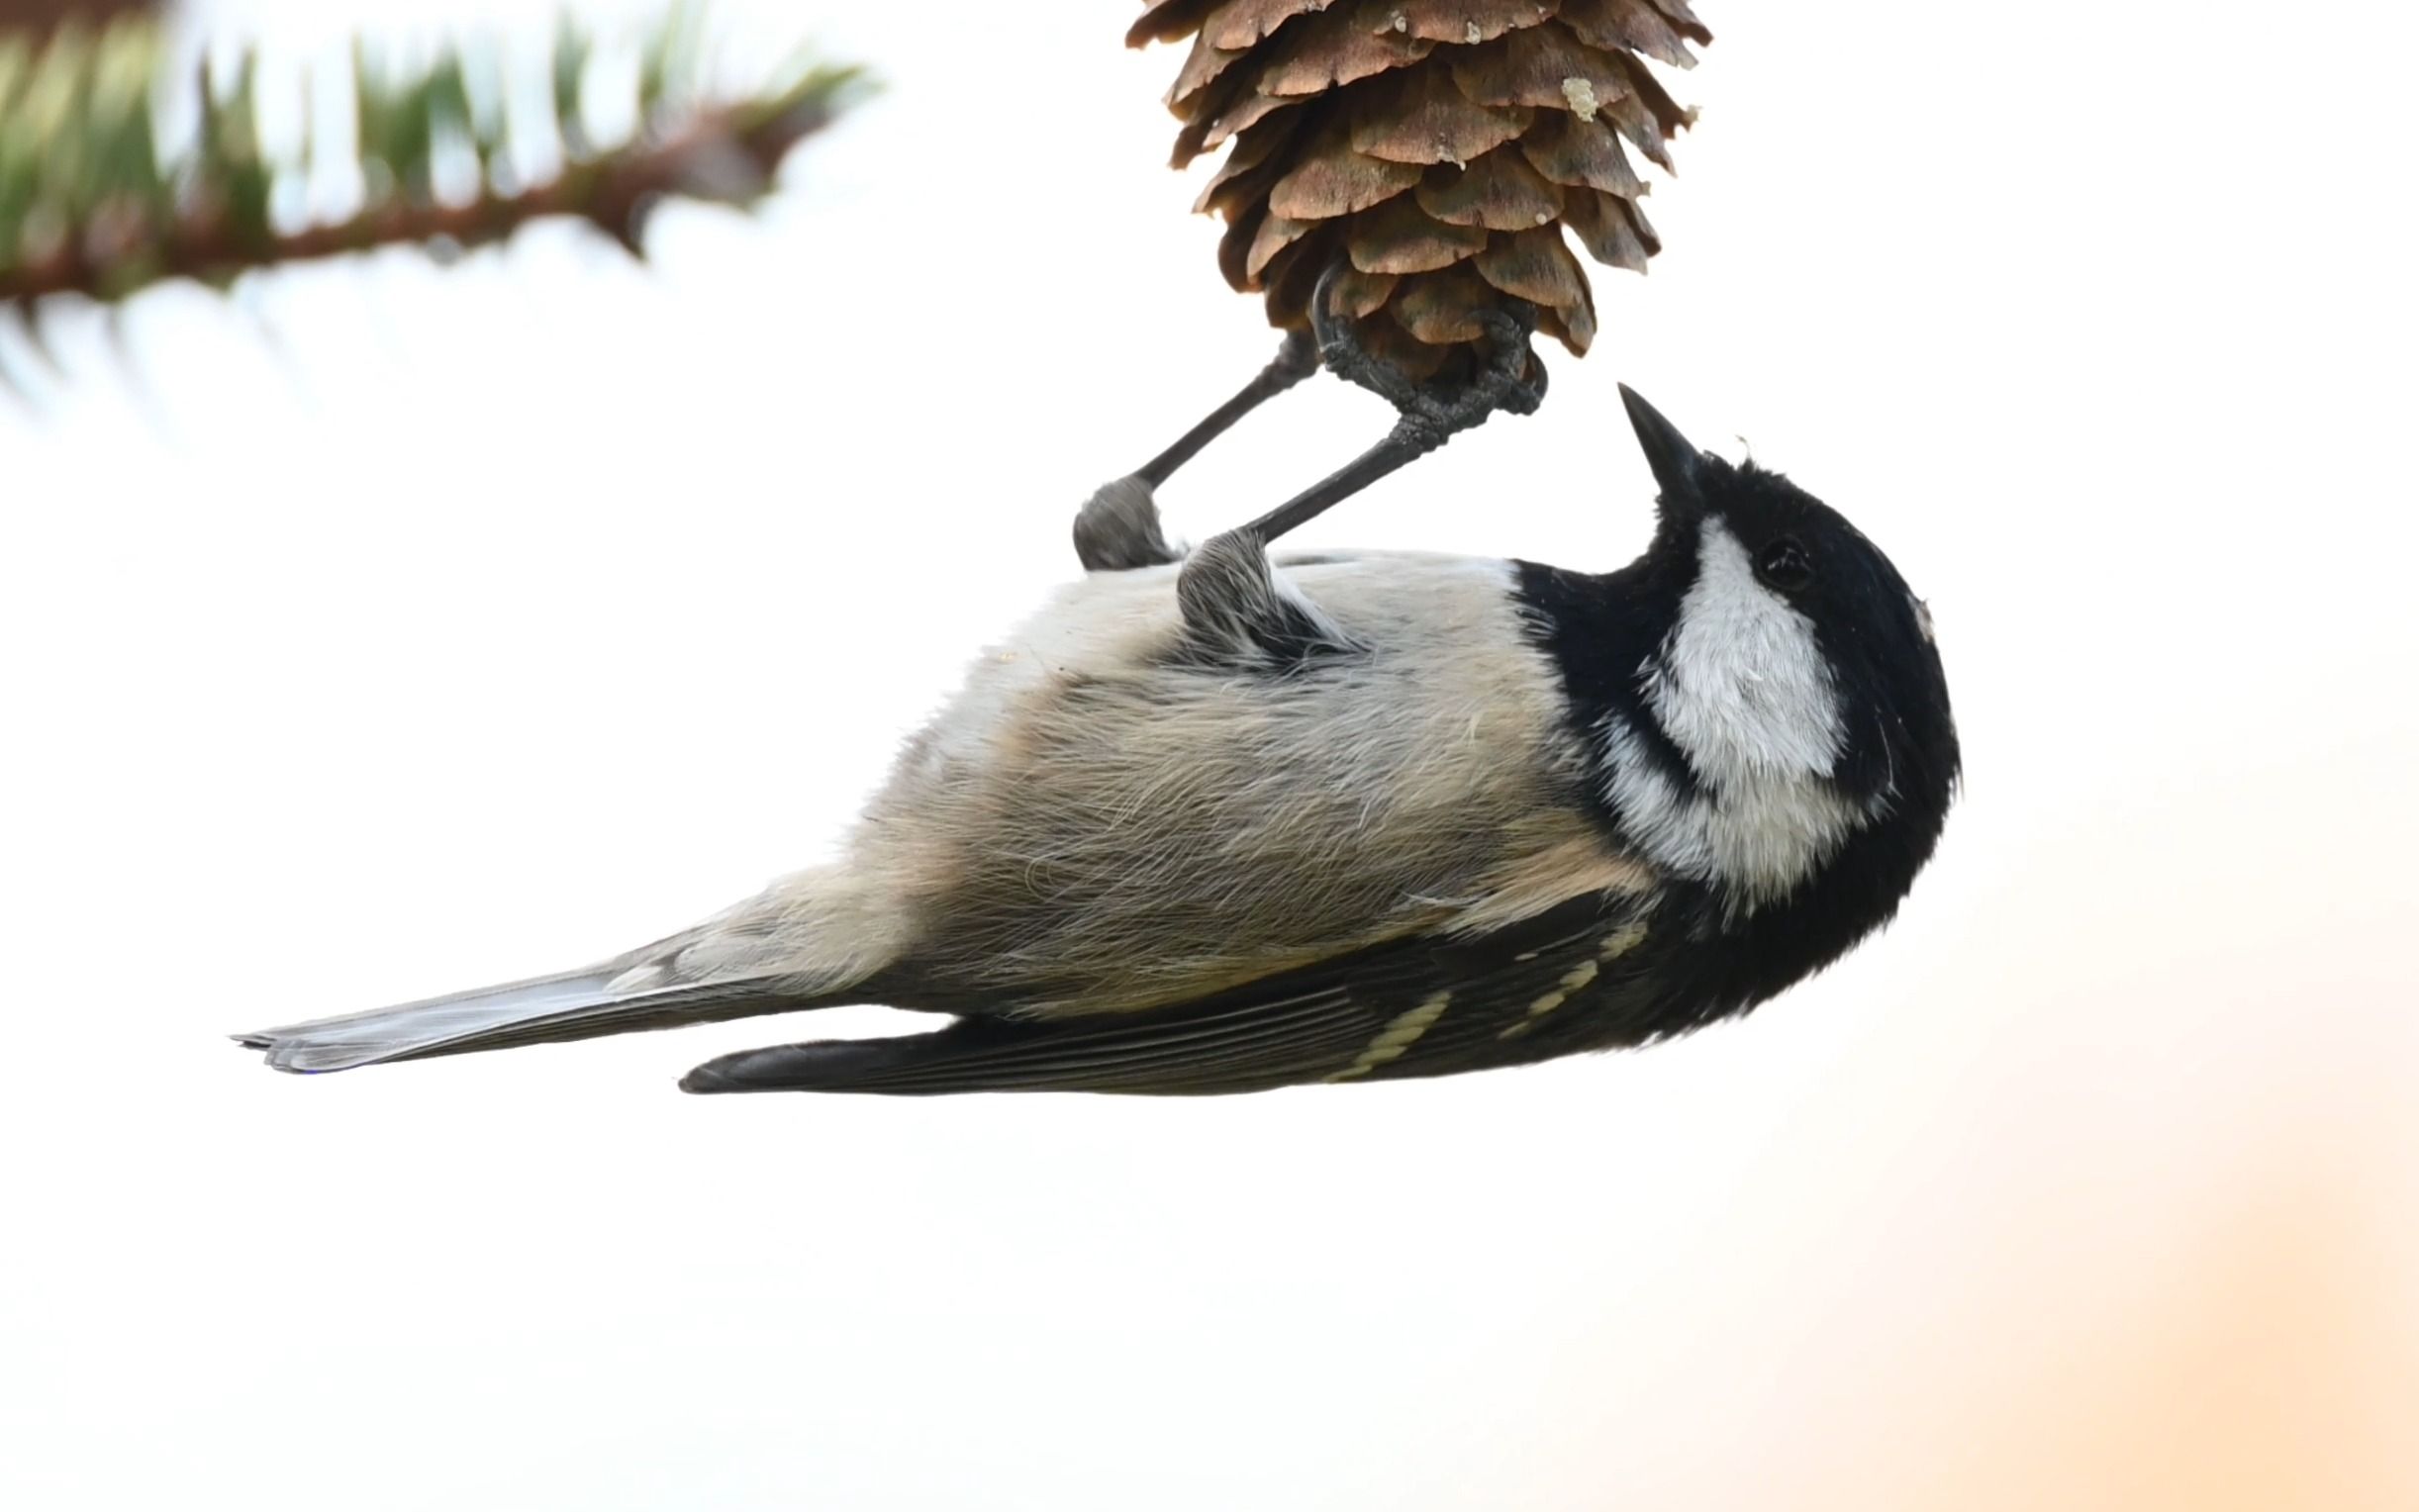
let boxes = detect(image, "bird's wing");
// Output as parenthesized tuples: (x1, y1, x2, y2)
(680, 893, 1666, 1095)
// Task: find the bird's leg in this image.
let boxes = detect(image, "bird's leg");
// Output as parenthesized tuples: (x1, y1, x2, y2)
(1236, 264, 1547, 548)
(1085, 263, 1545, 572)
(1074, 329, 1319, 572)
(1173, 273, 1543, 658)
(1136, 327, 1320, 490)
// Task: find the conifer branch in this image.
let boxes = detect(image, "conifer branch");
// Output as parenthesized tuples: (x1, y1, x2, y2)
(0, 7, 869, 306)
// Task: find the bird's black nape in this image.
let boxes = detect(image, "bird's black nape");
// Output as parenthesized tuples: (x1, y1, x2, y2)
(1518, 384, 1963, 1020)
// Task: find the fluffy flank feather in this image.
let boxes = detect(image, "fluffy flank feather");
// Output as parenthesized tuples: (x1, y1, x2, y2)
(852, 550, 1639, 1016)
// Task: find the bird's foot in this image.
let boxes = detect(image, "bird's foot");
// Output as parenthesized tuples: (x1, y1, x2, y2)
(1310, 261, 1547, 445)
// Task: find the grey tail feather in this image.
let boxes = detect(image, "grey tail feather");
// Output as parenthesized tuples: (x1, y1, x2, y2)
(234, 967, 834, 1075)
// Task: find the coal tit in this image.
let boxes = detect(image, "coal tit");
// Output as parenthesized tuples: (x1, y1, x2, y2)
(238, 388, 1960, 1094)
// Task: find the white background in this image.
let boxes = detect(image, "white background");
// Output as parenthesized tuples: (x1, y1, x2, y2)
(4, 2, 2415, 1508)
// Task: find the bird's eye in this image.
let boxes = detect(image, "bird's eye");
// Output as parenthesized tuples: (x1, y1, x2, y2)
(1754, 535, 1815, 591)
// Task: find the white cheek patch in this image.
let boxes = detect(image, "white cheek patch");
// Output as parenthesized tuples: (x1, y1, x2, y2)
(1654, 521, 1846, 781)
(1599, 519, 1865, 905)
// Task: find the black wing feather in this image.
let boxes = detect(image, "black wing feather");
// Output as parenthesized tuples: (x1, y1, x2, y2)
(680, 893, 1666, 1096)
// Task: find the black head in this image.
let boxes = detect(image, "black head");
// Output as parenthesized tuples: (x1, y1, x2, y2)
(1617, 385, 1958, 820)
(1518, 389, 1961, 1022)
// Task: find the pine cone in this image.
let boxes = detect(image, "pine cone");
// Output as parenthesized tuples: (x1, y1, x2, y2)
(1130, 0, 1709, 382)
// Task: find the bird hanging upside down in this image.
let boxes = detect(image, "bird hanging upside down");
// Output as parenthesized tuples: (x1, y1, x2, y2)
(237, 391, 1960, 1094)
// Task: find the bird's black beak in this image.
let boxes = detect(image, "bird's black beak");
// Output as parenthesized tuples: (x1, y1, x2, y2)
(1619, 385, 1707, 520)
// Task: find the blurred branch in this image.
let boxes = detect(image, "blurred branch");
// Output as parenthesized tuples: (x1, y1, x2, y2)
(0, 7, 870, 307)
(0, 0, 152, 35)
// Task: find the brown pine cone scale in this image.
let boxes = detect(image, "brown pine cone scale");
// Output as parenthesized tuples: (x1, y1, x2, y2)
(1132, 0, 1709, 381)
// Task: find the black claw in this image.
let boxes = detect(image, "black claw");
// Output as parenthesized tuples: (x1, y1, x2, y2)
(1471, 301, 1537, 345)
(1309, 261, 1420, 409)
(1463, 299, 1548, 418)
(1311, 257, 1546, 432)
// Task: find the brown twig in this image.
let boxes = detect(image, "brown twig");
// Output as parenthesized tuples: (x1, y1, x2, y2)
(0, 92, 849, 304)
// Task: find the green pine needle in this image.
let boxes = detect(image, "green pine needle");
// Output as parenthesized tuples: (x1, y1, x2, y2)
(0, 8, 870, 305)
